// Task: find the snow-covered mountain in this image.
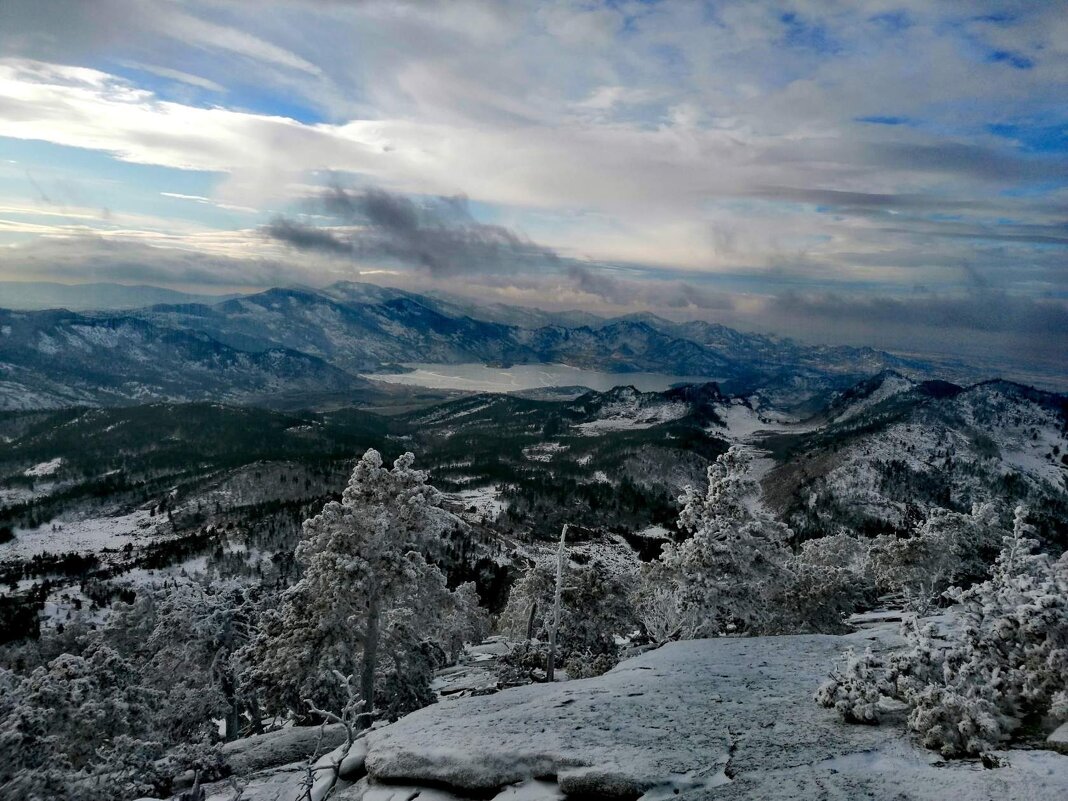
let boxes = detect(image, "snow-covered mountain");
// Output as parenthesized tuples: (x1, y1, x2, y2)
(0, 281, 1004, 410)
(0, 308, 368, 409)
(763, 373, 1068, 546)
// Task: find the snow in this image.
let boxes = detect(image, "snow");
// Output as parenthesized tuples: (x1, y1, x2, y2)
(771, 381, 1068, 533)
(833, 373, 916, 423)
(23, 457, 63, 477)
(363, 631, 1068, 800)
(0, 508, 162, 560)
(713, 399, 820, 443)
(575, 397, 688, 435)
(448, 485, 508, 519)
(223, 723, 351, 777)
(634, 524, 670, 540)
(522, 442, 568, 462)
(364, 363, 718, 394)
(717, 401, 772, 441)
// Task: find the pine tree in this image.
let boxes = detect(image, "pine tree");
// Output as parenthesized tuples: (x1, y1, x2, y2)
(639, 446, 791, 638)
(244, 449, 466, 727)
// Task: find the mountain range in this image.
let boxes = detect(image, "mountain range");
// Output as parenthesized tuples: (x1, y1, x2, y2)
(0, 280, 1010, 411)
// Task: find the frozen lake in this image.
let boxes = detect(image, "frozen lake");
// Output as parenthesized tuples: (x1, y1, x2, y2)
(363, 362, 720, 393)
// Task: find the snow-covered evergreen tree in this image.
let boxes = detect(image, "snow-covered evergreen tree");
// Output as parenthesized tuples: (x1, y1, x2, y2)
(244, 449, 479, 727)
(0, 645, 174, 801)
(639, 446, 792, 638)
(139, 581, 257, 742)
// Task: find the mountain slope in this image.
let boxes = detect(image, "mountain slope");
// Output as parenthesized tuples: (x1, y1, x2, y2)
(0, 280, 1018, 412)
(761, 375, 1068, 545)
(0, 308, 369, 409)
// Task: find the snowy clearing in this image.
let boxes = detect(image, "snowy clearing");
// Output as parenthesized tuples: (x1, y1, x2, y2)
(1, 508, 162, 560)
(574, 391, 689, 435)
(448, 485, 508, 520)
(832, 373, 916, 423)
(22, 457, 64, 477)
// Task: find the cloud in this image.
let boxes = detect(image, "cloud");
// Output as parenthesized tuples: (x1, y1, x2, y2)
(267, 185, 560, 275)
(119, 62, 226, 93)
(0, 235, 299, 288)
(769, 290, 1068, 337)
(566, 265, 735, 311)
(264, 216, 351, 255)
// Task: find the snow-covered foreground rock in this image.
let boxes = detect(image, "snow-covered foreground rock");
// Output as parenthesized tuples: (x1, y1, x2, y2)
(364, 631, 1068, 801)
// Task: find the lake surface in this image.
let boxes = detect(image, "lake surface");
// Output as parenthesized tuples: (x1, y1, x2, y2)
(363, 363, 720, 393)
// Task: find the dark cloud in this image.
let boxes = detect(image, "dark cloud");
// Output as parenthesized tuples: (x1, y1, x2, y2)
(864, 141, 1068, 183)
(878, 223, 1068, 247)
(266, 185, 559, 275)
(266, 186, 741, 311)
(264, 217, 351, 254)
(751, 185, 993, 212)
(756, 290, 1063, 375)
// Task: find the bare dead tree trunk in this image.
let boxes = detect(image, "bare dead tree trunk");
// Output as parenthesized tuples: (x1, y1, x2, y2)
(359, 589, 380, 731)
(526, 600, 538, 641)
(546, 524, 567, 682)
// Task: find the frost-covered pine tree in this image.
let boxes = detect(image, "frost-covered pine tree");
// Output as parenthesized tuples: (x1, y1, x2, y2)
(500, 545, 639, 676)
(244, 449, 459, 727)
(139, 581, 256, 742)
(639, 446, 791, 638)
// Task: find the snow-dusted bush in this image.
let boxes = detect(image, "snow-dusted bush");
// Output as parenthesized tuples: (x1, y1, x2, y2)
(639, 446, 793, 638)
(563, 650, 619, 679)
(797, 532, 872, 577)
(814, 647, 889, 723)
(495, 640, 550, 687)
(818, 507, 1068, 756)
(440, 580, 490, 664)
(137, 581, 258, 742)
(242, 449, 486, 727)
(776, 557, 868, 634)
(635, 583, 687, 646)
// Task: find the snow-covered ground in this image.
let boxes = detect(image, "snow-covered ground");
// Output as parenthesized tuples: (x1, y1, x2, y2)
(575, 395, 688, 434)
(1, 508, 162, 560)
(712, 398, 820, 444)
(180, 623, 1067, 801)
(448, 485, 509, 520)
(23, 456, 64, 477)
(363, 628, 1067, 801)
(831, 373, 916, 423)
(363, 363, 719, 394)
(522, 442, 569, 462)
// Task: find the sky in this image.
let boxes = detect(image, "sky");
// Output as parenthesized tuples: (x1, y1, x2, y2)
(0, 0, 1065, 370)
